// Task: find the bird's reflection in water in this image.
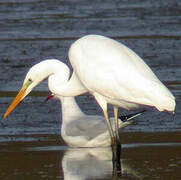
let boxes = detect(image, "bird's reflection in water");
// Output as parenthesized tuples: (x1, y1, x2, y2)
(62, 147, 143, 180)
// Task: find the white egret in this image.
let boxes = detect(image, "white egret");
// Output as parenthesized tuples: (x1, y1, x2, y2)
(47, 94, 143, 147)
(68, 34, 176, 146)
(3, 58, 142, 147)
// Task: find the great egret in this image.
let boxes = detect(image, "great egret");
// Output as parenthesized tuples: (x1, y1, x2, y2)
(68, 34, 176, 146)
(47, 94, 143, 147)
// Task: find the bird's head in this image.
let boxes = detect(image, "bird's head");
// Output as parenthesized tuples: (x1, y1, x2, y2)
(3, 66, 44, 119)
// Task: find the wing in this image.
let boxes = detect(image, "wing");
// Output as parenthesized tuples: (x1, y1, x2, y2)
(69, 35, 175, 111)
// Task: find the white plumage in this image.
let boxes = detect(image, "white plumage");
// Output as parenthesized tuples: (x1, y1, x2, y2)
(69, 35, 175, 112)
(4, 34, 175, 148)
(68, 34, 175, 144)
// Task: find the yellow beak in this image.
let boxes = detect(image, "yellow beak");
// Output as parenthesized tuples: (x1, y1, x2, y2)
(3, 80, 32, 119)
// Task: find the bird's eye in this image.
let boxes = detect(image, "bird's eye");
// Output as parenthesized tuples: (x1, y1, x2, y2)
(28, 78, 33, 82)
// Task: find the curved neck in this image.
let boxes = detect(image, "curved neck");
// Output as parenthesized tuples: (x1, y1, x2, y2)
(50, 71, 88, 97)
(22, 59, 72, 99)
(25, 59, 87, 97)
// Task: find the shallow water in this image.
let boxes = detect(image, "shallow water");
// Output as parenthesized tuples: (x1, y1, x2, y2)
(0, 0, 181, 179)
(0, 142, 181, 179)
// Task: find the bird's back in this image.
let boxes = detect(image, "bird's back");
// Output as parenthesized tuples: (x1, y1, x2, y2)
(69, 35, 175, 112)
